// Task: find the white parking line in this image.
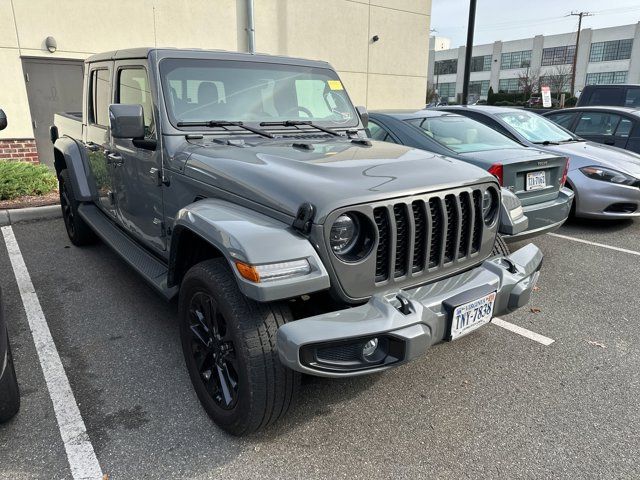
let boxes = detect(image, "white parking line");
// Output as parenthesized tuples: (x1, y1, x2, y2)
(492, 317, 555, 346)
(1, 226, 103, 480)
(548, 232, 640, 257)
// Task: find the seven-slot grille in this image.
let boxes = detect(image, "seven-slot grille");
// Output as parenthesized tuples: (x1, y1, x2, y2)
(373, 189, 484, 282)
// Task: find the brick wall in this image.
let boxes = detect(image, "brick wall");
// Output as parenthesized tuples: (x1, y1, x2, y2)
(0, 139, 40, 163)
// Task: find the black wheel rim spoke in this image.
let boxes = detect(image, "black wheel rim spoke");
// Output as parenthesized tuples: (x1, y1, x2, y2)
(216, 364, 234, 407)
(188, 291, 238, 410)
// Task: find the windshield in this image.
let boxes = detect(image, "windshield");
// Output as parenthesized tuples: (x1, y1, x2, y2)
(496, 111, 576, 143)
(159, 58, 357, 128)
(406, 115, 521, 153)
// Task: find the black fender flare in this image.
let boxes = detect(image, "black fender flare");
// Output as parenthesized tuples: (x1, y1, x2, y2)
(53, 136, 93, 201)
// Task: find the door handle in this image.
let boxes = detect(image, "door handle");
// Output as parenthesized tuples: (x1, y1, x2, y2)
(86, 141, 100, 152)
(106, 152, 124, 166)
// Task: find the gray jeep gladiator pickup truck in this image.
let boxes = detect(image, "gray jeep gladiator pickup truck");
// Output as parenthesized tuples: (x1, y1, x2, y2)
(52, 48, 542, 435)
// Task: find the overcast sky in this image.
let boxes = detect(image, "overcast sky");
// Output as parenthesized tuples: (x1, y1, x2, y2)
(431, 0, 640, 47)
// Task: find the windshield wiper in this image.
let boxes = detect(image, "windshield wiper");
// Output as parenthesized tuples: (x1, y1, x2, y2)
(176, 120, 274, 138)
(533, 140, 560, 146)
(259, 120, 341, 137)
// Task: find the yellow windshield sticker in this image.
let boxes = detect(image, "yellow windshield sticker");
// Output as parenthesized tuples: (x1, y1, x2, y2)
(327, 80, 344, 91)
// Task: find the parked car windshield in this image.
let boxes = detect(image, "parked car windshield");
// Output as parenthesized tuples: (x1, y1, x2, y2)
(406, 115, 521, 153)
(496, 111, 576, 143)
(159, 58, 357, 128)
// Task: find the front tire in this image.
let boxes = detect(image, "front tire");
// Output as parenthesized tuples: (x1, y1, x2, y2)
(0, 331, 20, 423)
(491, 234, 511, 257)
(178, 258, 299, 435)
(59, 170, 96, 246)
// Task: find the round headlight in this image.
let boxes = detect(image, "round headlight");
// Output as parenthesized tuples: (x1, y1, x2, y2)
(330, 214, 359, 255)
(482, 188, 499, 225)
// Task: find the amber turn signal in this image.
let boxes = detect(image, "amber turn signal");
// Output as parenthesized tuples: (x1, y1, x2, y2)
(235, 261, 261, 283)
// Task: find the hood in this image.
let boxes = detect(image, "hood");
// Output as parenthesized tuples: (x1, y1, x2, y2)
(543, 141, 640, 176)
(459, 147, 559, 166)
(182, 138, 496, 222)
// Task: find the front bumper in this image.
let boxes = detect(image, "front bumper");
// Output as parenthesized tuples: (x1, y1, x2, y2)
(504, 187, 574, 243)
(277, 244, 543, 378)
(571, 171, 640, 219)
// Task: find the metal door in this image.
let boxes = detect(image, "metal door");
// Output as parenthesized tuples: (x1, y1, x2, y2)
(111, 61, 165, 252)
(21, 58, 84, 167)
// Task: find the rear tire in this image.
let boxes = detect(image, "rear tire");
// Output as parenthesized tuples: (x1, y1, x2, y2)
(59, 169, 96, 246)
(179, 258, 300, 436)
(491, 234, 511, 257)
(0, 331, 20, 423)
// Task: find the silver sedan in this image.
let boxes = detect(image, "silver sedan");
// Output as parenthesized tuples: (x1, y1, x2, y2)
(441, 106, 640, 219)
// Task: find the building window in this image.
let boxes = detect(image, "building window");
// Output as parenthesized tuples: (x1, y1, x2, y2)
(469, 80, 490, 98)
(541, 45, 576, 66)
(589, 39, 633, 62)
(470, 55, 492, 72)
(500, 50, 532, 70)
(434, 59, 457, 75)
(585, 71, 628, 85)
(436, 82, 456, 99)
(498, 78, 522, 93)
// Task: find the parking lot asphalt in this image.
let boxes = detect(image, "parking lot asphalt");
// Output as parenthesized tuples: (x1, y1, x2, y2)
(1, 215, 639, 479)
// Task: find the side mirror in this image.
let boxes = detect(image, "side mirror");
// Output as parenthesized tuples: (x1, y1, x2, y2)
(0, 109, 7, 131)
(356, 105, 368, 128)
(109, 104, 145, 139)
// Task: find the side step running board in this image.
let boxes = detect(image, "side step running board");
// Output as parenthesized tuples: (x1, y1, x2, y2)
(78, 204, 178, 301)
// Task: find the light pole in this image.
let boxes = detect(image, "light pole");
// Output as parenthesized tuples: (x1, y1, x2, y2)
(461, 0, 477, 105)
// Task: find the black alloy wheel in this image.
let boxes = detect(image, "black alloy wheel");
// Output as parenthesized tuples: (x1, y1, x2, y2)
(187, 291, 239, 410)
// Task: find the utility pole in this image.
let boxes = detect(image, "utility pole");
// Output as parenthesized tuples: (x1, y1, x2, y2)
(568, 11, 592, 97)
(461, 0, 477, 105)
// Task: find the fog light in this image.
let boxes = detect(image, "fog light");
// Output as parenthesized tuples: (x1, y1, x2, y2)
(362, 338, 379, 358)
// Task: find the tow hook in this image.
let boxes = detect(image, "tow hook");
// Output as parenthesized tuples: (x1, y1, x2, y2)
(396, 294, 413, 315)
(501, 257, 519, 274)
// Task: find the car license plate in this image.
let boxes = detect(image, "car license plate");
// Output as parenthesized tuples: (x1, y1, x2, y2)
(450, 291, 496, 340)
(526, 171, 546, 191)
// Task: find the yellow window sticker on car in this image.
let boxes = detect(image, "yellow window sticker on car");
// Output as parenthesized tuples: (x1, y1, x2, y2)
(327, 80, 344, 91)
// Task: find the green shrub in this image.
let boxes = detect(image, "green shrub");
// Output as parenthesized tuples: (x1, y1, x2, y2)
(0, 161, 58, 200)
(565, 96, 578, 107)
(494, 100, 514, 106)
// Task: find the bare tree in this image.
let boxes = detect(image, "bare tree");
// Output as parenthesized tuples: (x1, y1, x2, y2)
(517, 66, 541, 97)
(426, 83, 438, 104)
(543, 64, 573, 100)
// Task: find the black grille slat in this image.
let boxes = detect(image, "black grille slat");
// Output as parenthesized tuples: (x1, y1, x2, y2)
(472, 190, 483, 253)
(429, 198, 443, 268)
(458, 192, 471, 257)
(371, 188, 485, 284)
(444, 195, 457, 263)
(374, 208, 390, 282)
(393, 204, 409, 277)
(412, 201, 427, 272)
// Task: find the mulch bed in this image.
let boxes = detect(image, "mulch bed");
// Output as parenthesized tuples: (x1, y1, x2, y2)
(0, 191, 60, 210)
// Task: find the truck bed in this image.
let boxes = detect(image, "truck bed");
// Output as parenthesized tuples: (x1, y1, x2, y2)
(54, 112, 82, 139)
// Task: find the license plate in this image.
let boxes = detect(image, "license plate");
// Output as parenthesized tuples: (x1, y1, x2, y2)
(526, 171, 546, 191)
(450, 292, 496, 340)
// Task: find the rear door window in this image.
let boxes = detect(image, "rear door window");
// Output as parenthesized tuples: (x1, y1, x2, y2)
(89, 69, 111, 127)
(575, 112, 622, 136)
(615, 118, 634, 138)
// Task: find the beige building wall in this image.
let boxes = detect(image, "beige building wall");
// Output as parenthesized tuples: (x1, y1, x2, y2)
(0, 0, 430, 147)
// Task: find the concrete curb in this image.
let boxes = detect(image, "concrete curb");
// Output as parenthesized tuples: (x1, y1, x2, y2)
(0, 204, 61, 226)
